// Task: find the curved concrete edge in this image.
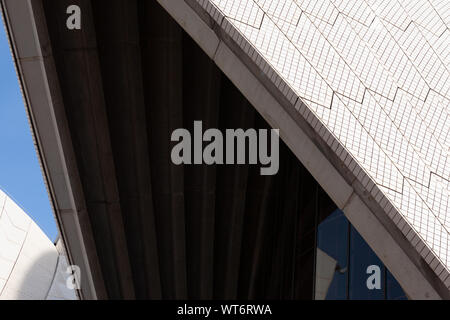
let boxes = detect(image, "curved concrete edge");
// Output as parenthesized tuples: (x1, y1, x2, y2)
(156, 0, 450, 299)
(343, 194, 442, 299)
(0, 0, 106, 299)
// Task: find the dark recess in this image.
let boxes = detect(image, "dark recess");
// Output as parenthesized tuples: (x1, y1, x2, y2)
(42, 0, 336, 299)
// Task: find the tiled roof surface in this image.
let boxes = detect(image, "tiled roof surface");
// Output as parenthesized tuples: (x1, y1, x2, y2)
(195, 0, 449, 287)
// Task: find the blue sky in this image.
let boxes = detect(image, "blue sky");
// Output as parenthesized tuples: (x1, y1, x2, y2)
(0, 24, 57, 241)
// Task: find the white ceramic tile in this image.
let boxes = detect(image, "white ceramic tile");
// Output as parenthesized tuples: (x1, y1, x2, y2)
(198, 0, 450, 288)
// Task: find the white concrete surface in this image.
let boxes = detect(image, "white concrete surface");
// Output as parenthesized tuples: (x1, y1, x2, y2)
(0, 189, 77, 300)
(1, 0, 103, 299)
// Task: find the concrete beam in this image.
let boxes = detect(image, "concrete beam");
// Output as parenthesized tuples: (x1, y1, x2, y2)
(0, 0, 104, 299)
(157, 0, 449, 299)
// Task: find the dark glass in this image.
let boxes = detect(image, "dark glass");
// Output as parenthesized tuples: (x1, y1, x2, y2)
(316, 209, 348, 299)
(349, 226, 385, 299)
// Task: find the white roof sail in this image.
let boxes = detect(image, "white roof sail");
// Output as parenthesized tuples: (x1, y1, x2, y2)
(0, 189, 77, 299)
(181, 0, 450, 294)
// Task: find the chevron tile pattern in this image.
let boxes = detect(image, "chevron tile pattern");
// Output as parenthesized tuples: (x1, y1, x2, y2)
(193, 0, 450, 288)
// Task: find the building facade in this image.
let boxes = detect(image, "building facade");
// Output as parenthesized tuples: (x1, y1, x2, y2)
(1, 0, 448, 299)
